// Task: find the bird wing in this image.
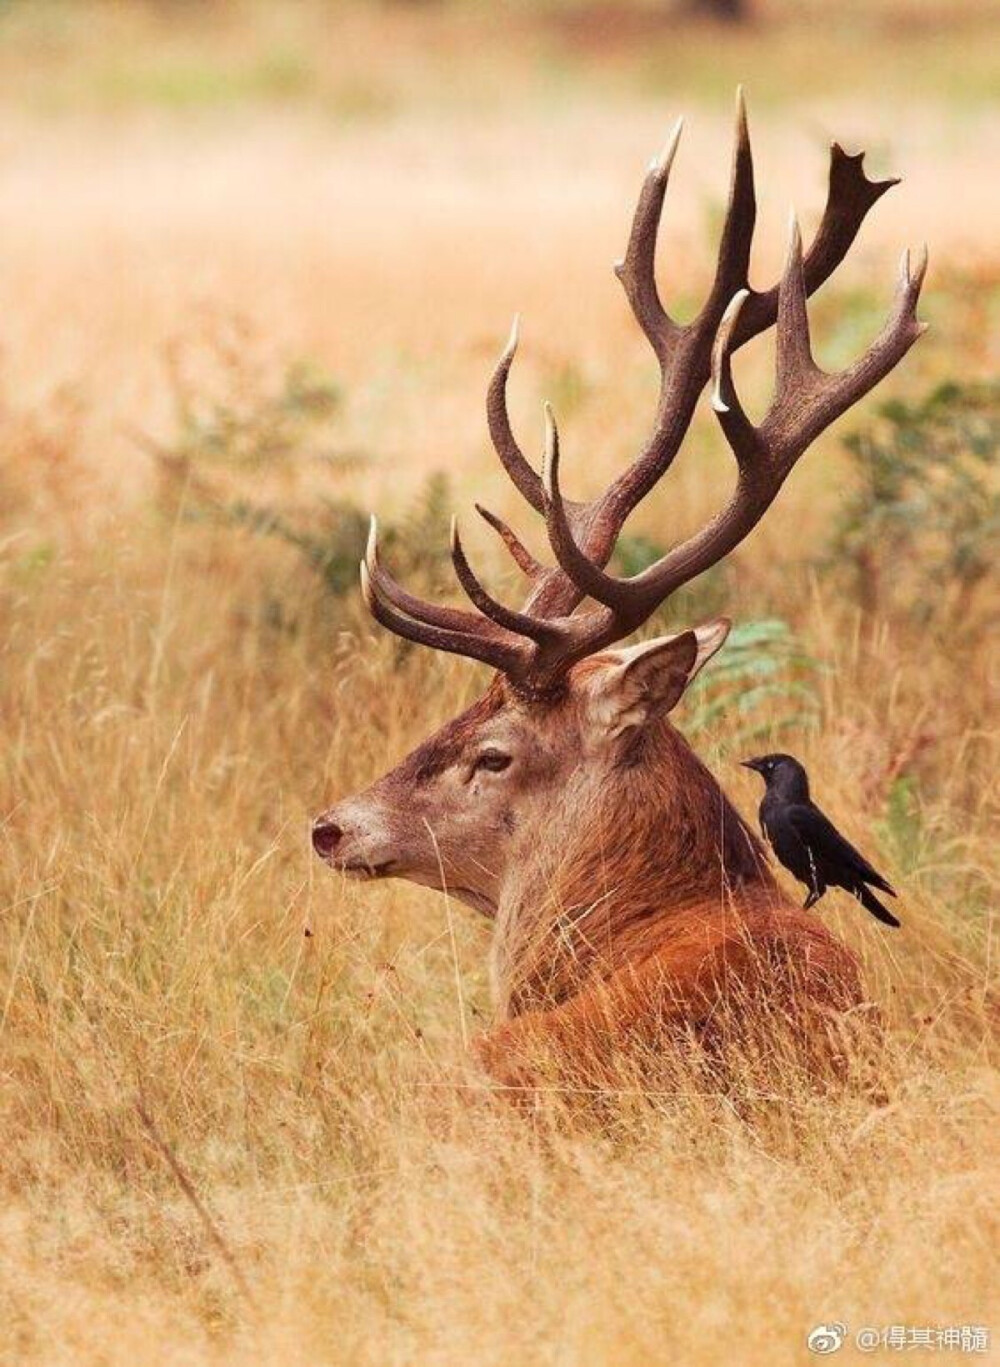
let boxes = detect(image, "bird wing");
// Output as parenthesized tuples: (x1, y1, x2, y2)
(785, 803, 896, 896)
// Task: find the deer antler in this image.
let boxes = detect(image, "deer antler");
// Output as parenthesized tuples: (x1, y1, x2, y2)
(360, 93, 926, 698)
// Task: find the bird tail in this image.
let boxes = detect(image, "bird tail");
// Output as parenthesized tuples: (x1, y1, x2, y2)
(856, 884, 902, 928)
(866, 869, 897, 897)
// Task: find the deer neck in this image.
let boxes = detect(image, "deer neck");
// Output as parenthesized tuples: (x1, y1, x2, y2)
(489, 722, 774, 1018)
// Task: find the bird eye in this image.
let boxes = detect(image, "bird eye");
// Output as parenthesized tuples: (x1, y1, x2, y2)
(474, 749, 511, 775)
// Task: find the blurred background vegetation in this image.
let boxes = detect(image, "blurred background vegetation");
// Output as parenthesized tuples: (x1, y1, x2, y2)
(0, 0, 996, 111)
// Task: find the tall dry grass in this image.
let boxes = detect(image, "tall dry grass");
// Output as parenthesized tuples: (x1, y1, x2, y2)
(1, 4, 999, 1364)
(2, 500, 997, 1365)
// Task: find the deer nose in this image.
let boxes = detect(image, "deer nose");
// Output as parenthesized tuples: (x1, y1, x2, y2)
(311, 818, 343, 859)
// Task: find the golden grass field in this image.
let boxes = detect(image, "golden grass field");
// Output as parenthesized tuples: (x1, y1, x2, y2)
(1, 3, 998, 1363)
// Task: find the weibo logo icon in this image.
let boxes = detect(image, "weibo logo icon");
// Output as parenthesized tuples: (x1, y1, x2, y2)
(807, 1323, 848, 1355)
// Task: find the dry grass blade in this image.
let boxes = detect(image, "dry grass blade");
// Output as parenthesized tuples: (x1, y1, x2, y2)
(135, 1098, 258, 1314)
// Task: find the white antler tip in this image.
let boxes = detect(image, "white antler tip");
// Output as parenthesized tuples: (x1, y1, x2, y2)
(449, 514, 459, 552)
(653, 116, 684, 176)
(786, 209, 802, 258)
(365, 514, 378, 565)
(504, 313, 520, 355)
(735, 85, 748, 130)
(541, 403, 559, 492)
(359, 559, 374, 606)
(710, 293, 749, 412)
(721, 287, 750, 325)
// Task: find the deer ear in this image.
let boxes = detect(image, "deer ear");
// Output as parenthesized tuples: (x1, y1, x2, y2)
(586, 618, 731, 737)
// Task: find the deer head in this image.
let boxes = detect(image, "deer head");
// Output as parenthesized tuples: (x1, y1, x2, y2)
(312, 94, 925, 1011)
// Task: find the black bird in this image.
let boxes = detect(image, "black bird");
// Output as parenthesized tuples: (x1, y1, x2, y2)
(741, 753, 901, 928)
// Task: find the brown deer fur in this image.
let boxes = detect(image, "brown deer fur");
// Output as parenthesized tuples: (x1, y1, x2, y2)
(315, 637, 862, 1094)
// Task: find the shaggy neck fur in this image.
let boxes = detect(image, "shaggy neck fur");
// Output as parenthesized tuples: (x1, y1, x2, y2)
(491, 718, 778, 1018)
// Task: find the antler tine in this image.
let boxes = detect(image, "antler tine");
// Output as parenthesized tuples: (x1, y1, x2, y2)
(576, 89, 757, 560)
(702, 86, 756, 319)
(450, 517, 561, 642)
(360, 559, 528, 675)
(774, 214, 819, 392)
(762, 238, 927, 456)
(485, 315, 546, 514)
(360, 513, 575, 684)
(735, 142, 899, 347)
(709, 288, 755, 448)
(474, 503, 545, 581)
(362, 516, 489, 635)
(541, 403, 627, 611)
(614, 116, 684, 363)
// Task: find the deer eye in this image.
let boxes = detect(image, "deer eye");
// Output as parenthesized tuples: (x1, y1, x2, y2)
(473, 749, 512, 775)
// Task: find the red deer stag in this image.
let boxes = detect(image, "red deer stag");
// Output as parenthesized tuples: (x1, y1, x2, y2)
(312, 95, 926, 1093)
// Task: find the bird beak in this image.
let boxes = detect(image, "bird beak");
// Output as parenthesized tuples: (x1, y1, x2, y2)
(741, 759, 762, 773)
